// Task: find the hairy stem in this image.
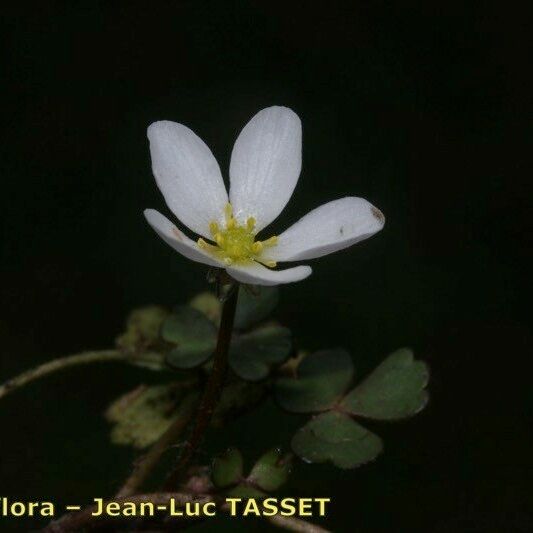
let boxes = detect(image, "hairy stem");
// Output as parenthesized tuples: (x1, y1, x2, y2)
(0, 350, 129, 401)
(115, 391, 200, 498)
(164, 283, 239, 489)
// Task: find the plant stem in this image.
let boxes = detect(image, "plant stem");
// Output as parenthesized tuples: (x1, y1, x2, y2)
(164, 283, 239, 489)
(115, 391, 200, 498)
(0, 350, 129, 401)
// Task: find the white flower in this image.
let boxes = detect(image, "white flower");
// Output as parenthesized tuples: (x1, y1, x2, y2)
(144, 106, 385, 286)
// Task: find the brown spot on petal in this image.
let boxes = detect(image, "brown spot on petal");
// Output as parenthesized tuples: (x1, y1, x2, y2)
(172, 227, 183, 241)
(371, 206, 385, 224)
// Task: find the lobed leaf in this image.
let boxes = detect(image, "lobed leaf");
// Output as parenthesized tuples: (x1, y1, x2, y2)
(291, 411, 383, 469)
(341, 348, 429, 420)
(162, 306, 217, 369)
(234, 286, 279, 330)
(105, 383, 183, 449)
(229, 325, 291, 381)
(275, 349, 354, 413)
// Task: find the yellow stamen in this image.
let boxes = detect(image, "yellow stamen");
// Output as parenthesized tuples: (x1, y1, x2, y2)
(197, 237, 220, 254)
(262, 236, 278, 247)
(224, 203, 233, 222)
(197, 203, 279, 267)
(226, 217, 236, 230)
(209, 221, 219, 236)
(246, 217, 256, 231)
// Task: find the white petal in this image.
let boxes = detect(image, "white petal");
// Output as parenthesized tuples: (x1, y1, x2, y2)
(227, 263, 312, 286)
(148, 121, 228, 238)
(229, 106, 302, 231)
(144, 209, 223, 268)
(268, 197, 385, 262)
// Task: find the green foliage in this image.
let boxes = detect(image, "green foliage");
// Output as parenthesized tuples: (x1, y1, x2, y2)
(234, 286, 279, 330)
(283, 348, 429, 469)
(248, 448, 291, 492)
(230, 326, 292, 381)
(275, 350, 353, 413)
(105, 383, 184, 449)
(162, 306, 217, 369)
(212, 448, 243, 488)
(160, 292, 291, 380)
(108, 291, 430, 476)
(111, 290, 284, 375)
(212, 448, 292, 496)
(341, 348, 429, 420)
(292, 412, 383, 469)
(105, 378, 263, 452)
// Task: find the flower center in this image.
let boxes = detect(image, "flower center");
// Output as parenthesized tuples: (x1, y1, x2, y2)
(197, 203, 278, 267)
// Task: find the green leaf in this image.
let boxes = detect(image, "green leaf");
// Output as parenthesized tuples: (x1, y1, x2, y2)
(161, 306, 217, 345)
(229, 325, 291, 381)
(212, 448, 243, 488)
(275, 349, 354, 413)
(341, 348, 429, 420)
(105, 383, 183, 449)
(248, 449, 291, 492)
(162, 306, 217, 369)
(292, 411, 383, 469)
(234, 286, 279, 330)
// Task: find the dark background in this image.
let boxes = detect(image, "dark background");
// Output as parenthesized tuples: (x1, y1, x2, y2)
(1, 2, 530, 532)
